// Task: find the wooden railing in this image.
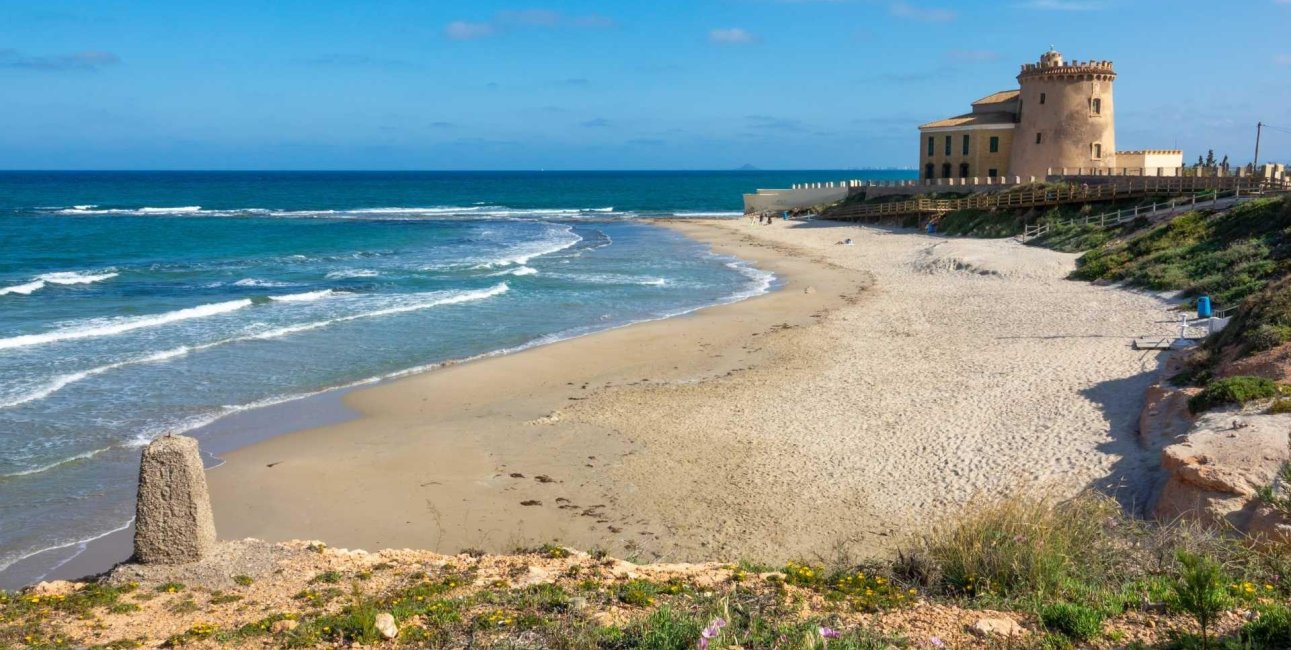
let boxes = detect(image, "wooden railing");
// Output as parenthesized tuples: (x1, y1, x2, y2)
(1019, 188, 1240, 241)
(824, 175, 1287, 223)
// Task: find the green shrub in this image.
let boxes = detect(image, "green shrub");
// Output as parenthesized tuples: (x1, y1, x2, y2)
(1169, 552, 1231, 650)
(620, 606, 703, 650)
(1248, 325, 1291, 352)
(1240, 603, 1291, 649)
(232, 575, 254, 587)
(1188, 376, 1278, 413)
(920, 493, 1124, 599)
(310, 570, 342, 584)
(1039, 602, 1103, 641)
(617, 580, 659, 607)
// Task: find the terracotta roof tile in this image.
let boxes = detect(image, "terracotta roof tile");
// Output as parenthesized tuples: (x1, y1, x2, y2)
(919, 112, 1016, 129)
(971, 89, 1020, 105)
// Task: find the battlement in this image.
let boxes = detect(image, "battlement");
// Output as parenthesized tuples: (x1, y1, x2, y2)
(1116, 149, 1182, 156)
(1019, 59, 1116, 81)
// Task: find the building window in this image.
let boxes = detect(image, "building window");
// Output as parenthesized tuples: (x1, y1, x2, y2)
(1091, 98, 1102, 115)
(959, 163, 970, 178)
(989, 136, 999, 153)
(1092, 143, 1102, 159)
(927, 136, 934, 156)
(1040, 92, 1046, 105)
(925, 163, 935, 179)
(988, 168, 998, 178)
(944, 136, 951, 156)
(962, 134, 970, 155)
(941, 163, 952, 178)
(1035, 132, 1043, 145)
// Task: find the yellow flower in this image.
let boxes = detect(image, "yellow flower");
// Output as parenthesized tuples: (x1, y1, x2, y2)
(1265, 584, 1275, 591)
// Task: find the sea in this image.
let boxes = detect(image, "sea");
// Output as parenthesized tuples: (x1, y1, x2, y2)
(0, 170, 913, 587)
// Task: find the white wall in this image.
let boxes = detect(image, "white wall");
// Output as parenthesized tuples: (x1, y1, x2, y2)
(743, 186, 849, 213)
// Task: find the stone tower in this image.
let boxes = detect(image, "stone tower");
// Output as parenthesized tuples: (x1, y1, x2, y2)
(1008, 48, 1117, 178)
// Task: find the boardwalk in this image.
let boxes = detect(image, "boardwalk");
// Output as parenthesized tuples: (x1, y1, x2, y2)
(825, 175, 1288, 223)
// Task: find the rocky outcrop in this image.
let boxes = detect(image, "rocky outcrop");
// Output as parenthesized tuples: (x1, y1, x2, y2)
(1248, 504, 1291, 545)
(1138, 383, 1195, 447)
(968, 617, 1025, 638)
(133, 435, 217, 564)
(1154, 411, 1291, 533)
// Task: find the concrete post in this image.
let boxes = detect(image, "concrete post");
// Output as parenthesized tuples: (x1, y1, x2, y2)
(134, 435, 217, 564)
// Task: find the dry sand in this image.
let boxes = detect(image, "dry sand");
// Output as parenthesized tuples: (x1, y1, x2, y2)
(209, 219, 1176, 565)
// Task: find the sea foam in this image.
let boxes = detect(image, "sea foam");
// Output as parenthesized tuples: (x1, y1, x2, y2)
(37, 271, 119, 285)
(269, 290, 335, 302)
(0, 347, 191, 410)
(0, 281, 46, 296)
(0, 271, 118, 297)
(0, 299, 253, 351)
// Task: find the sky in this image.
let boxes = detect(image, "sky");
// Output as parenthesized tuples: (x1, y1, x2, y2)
(0, 0, 1288, 170)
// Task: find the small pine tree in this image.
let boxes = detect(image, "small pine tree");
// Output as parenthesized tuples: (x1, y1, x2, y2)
(1205, 149, 1216, 167)
(1170, 552, 1232, 649)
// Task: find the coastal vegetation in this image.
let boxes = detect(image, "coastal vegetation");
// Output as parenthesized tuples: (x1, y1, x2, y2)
(1059, 196, 1291, 407)
(5, 494, 1291, 650)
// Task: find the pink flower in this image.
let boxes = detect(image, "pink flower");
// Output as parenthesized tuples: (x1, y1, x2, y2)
(698, 618, 727, 649)
(819, 627, 841, 639)
(930, 637, 946, 648)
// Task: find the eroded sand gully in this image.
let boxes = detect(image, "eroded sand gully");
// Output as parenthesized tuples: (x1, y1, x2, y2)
(210, 219, 1172, 565)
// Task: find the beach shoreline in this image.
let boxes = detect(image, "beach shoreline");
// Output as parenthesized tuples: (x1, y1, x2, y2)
(7, 215, 1179, 587)
(204, 218, 867, 564)
(0, 217, 831, 588)
(204, 216, 1174, 566)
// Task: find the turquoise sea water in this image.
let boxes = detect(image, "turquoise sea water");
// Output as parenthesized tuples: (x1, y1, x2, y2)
(0, 170, 912, 586)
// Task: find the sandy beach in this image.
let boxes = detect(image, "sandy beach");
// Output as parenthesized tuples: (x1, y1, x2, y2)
(208, 218, 1174, 564)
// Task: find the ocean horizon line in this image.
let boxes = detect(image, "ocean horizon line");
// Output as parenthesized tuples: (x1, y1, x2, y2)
(0, 168, 919, 174)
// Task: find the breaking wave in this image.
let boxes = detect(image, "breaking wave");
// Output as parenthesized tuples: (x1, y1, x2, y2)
(0, 299, 253, 351)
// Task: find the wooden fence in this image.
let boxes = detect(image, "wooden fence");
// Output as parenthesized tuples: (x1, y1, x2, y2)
(824, 175, 1287, 223)
(1018, 188, 1244, 241)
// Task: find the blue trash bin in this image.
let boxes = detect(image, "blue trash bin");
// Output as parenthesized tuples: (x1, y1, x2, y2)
(1197, 295, 1212, 318)
(926, 222, 936, 234)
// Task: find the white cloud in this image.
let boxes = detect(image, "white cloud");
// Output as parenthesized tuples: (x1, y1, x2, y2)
(443, 21, 495, 40)
(889, 2, 955, 22)
(709, 28, 758, 45)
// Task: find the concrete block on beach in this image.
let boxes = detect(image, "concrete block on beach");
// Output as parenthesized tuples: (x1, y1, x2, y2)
(133, 435, 217, 564)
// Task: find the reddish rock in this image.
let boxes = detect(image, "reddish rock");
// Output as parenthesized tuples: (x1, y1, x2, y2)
(1154, 413, 1291, 533)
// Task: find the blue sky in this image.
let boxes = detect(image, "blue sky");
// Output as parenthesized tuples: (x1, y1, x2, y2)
(1, 0, 1288, 170)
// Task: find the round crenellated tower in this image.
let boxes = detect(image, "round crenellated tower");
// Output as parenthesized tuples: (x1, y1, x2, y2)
(1008, 48, 1117, 178)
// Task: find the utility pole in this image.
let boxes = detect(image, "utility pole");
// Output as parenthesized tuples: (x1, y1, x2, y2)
(1253, 122, 1263, 175)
